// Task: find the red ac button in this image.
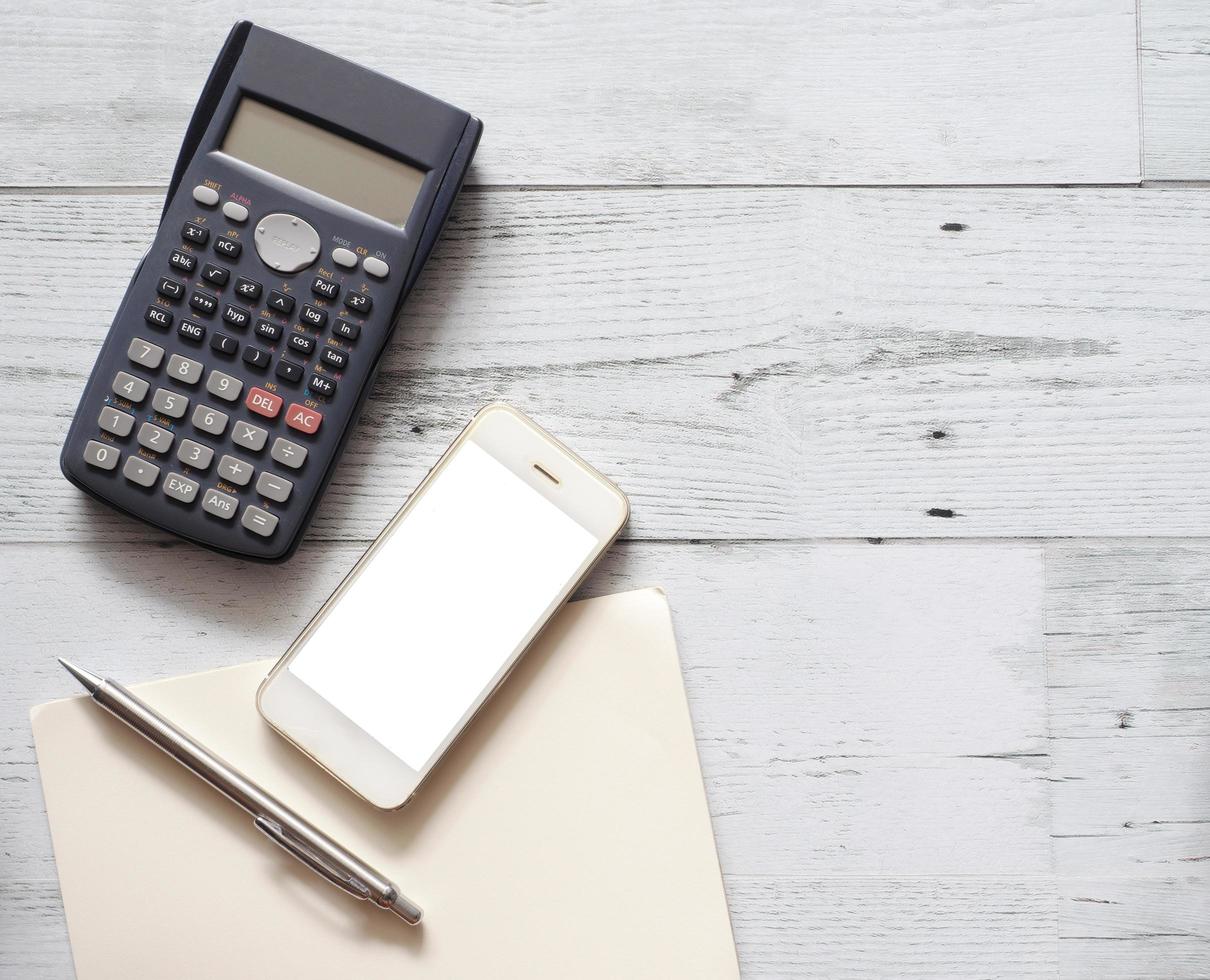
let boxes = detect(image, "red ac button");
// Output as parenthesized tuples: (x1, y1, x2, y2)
(246, 387, 282, 419)
(286, 402, 322, 435)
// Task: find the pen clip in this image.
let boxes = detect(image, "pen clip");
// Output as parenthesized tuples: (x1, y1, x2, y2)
(254, 815, 372, 900)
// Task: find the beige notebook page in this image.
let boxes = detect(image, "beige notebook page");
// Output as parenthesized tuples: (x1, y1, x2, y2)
(33, 588, 739, 980)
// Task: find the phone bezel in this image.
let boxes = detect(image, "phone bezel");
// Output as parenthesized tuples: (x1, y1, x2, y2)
(257, 403, 629, 809)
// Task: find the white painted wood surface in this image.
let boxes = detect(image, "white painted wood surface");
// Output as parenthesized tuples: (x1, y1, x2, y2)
(5, 1, 1210, 977)
(0, 1, 1141, 186)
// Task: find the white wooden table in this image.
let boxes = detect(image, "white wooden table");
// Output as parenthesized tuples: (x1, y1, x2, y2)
(4, 2, 1209, 976)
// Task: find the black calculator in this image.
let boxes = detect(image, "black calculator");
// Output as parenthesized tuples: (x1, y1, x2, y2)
(61, 22, 481, 561)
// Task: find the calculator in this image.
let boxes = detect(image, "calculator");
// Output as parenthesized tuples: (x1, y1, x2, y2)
(60, 22, 482, 561)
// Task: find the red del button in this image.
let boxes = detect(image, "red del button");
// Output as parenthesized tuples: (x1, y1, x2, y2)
(245, 387, 282, 419)
(286, 402, 322, 434)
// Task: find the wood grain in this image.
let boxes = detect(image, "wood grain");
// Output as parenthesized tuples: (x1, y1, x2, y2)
(1142, 0, 1210, 180)
(0, 1, 1141, 188)
(8, 187, 1210, 543)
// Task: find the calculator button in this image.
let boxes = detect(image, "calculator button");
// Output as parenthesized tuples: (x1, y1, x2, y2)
(271, 437, 308, 469)
(275, 359, 305, 384)
(254, 212, 321, 274)
(192, 404, 228, 436)
(206, 370, 243, 402)
(344, 291, 372, 314)
(167, 354, 203, 385)
(83, 440, 119, 470)
(242, 345, 272, 370)
(145, 305, 173, 330)
(221, 304, 250, 329)
(320, 346, 348, 370)
(310, 276, 339, 300)
(308, 374, 337, 399)
(98, 406, 134, 437)
(122, 456, 160, 488)
(178, 319, 206, 343)
(223, 201, 249, 222)
(363, 257, 390, 279)
(285, 403, 322, 435)
(234, 277, 263, 301)
(137, 422, 174, 454)
(157, 276, 185, 301)
(246, 387, 283, 418)
(299, 304, 328, 329)
(169, 248, 198, 274)
(112, 371, 149, 403)
(213, 237, 242, 259)
(201, 263, 229, 287)
(127, 337, 164, 370)
(332, 319, 360, 341)
(193, 185, 219, 206)
(255, 318, 282, 342)
(164, 472, 200, 504)
(189, 289, 218, 316)
(217, 454, 254, 486)
(267, 290, 295, 315)
(287, 333, 316, 357)
(177, 439, 214, 470)
(202, 488, 238, 519)
(242, 505, 278, 537)
(151, 387, 189, 419)
(332, 247, 357, 269)
(232, 420, 268, 452)
(256, 471, 293, 503)
(181, 221, 209, 245)
(210, 332, 239, 356)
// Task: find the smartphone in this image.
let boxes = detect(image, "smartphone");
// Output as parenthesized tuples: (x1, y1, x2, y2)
(257, 404, 629, 808)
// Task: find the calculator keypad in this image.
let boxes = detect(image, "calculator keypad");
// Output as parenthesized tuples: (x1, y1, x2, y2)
(69, 175, 387, 560)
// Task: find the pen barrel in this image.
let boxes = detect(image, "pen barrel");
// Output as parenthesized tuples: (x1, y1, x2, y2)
(93, 680, 420, 923)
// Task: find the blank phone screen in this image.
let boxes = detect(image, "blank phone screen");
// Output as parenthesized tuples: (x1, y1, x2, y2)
(288, 441, 598, 770)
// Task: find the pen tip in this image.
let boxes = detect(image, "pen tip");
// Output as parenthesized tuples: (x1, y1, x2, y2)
(58, 658, 103, 694)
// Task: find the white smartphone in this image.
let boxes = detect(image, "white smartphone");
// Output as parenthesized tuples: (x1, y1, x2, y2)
(257, 404, 629, 809)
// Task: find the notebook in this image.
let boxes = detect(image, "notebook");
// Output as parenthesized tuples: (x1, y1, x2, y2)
(32, 588, 740, 980)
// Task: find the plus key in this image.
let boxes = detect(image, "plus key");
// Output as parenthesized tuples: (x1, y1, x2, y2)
(285, 402, 322, 435)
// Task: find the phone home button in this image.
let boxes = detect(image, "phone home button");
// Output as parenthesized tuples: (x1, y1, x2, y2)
(254, 213, 321, 274)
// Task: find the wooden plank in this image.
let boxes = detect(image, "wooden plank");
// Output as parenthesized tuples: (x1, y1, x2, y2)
(1141, 0, 1210, 180)
(1, 1, 1140, 187)
(1060, 877, 1210, 979)
(1046, 542, 1210, 739)
(7, 188, 1210, 542)
(2, 541, 1049, 884)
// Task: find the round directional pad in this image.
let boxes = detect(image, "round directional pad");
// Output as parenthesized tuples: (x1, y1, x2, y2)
(253, 213, 321, 274)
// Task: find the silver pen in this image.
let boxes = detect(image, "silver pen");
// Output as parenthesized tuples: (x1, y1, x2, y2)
(58, 659, 422, 925)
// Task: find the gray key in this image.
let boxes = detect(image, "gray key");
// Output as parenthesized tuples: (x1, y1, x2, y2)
(202, 487, 238, 519)
(127, 337, 165, 370)
(231, 420, 268, 452)
(241, 505, 279, 537)
(270, 437, 307, 469)
(255, 471, 293, 503)
(98, 406, 134, 437)
(137, 422, 174, 453)
(166, 353, 203, 385)
(83, 440, 119, 470)
(163, 472, 200, 504)
(206, 370, 243, 402)
(177, 439, 214, 470)
(191, 403, 228, 436)
(217, 454, 253, 486)
(152, 387, 189, 419)
(112, 371, 149, 403)
(122, 455, 160, 488)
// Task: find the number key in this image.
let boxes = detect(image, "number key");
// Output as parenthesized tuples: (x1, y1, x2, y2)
(112, 370, 149, 403)
(127, 337, 164, 370)
(192, 403, 228, 436)
(206, 370, 243, 402)
(151, 387, 189, 419)
(83, 440, 119, 470)
(167, 354, 203, 385)
(177, 439, 214, 470)
(137, 421, 174, 453)
(98, 406, 135, 437)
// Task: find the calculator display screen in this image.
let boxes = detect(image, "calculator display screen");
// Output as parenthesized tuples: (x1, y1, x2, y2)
(220, 97, 427, 226)
(288, 440, 599, 770)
